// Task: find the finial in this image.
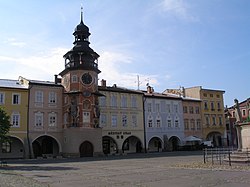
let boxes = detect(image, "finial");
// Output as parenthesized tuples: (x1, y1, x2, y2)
(80, 5, 83, 23)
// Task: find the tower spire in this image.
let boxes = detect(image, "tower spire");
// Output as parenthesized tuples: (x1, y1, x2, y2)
(80, 5, 83, 23)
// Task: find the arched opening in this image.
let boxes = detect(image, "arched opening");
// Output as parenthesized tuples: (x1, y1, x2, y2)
(206, 132, 223, 147)
(169, 136, 180, 151)
(32, 135, 60, 158)
(102, 136, 118, 155)
(0, 136, 24, 159)
(122, 136, 143, 154)
(148, 137, 162, 152)
(79, 141, 93, 157)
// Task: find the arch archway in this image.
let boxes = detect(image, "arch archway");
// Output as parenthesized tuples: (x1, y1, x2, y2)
(102, 136, 118, 155)
(169, 136, 180, 151)
(79, 141, 93, 157)
(122, 136, 142, 154)
(0, 136, 24, 159)
(148, 137, 163, 152)
(32, 135, 60, 158)
(206, 132, 223, 147)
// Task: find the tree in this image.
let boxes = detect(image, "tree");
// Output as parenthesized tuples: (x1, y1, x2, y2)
(0, 107, 11, 144)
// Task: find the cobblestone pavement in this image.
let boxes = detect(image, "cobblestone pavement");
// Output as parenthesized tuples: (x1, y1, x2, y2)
(1, 152, 250, 187)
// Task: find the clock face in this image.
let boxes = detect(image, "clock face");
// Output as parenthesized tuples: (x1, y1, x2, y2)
(81, 73, 93, 85)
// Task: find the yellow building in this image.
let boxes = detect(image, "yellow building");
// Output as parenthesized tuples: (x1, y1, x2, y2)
(0, 78, 29, 158)
(184, 86, 226, 147)
(98, 80, 145, 155)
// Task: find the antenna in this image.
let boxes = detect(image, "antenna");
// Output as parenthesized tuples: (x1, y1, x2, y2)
(136, 75, 142, 90)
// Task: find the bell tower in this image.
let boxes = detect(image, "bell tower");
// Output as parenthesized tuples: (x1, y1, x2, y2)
(59, 7, 102, 157)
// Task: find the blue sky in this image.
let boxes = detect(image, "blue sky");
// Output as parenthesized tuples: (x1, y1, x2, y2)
(0, 0, 249, 106)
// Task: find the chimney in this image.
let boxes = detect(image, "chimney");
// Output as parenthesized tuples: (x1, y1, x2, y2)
(54, 74, 61, 84)
(147, 86, 153, 94)
(101, 79, 106, 87)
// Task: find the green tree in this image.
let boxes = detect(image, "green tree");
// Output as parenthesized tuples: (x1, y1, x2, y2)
(0, 107, 11, 144)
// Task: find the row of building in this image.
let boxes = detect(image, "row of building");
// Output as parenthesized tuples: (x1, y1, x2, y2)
(0, 76, 227, 158)
(0, 9, 230, 159)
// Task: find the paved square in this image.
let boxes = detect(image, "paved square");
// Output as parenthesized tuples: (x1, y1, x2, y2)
(1, 152, 250, 187)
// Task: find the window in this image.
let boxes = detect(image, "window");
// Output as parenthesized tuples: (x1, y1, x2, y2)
(83, 112, 90, 123)
(0, 92, 5, 104)
(195, 106, 200, 114)
(100, 114, 107, 127)
(148, 119, 153, 127)
(166, 104, 171, 113)
(211, 102, 215, 111)
(131, 95, 137, 108)
(189, 106, 194, 114)
(174, 105, 178, 113)
(2, 142, 11, 153)
(242, 109, 246, 116)
(35, 91, 43, 103)
(203, 93, 207, 97)
(204, 101, 208, 110)
(156, 103, 160, 113)
(205, 115, 210, 125)
(217, 102, 221, 111)
(99, 97, 106, 107)
(49, 92, 56, 103)
(183, 106, 188, 113)
(212, 115, 216, 125)
(216, 94, 220, 98)
(175, 120, 179, 128)
(72, 75, 78, 83)
(184, 119, 189, 130)
(111, 95, 117, 107)
(190, 119, 195, 130)
(48, 113, 57, 127)
(122, 114, 127, 127)
(12, 93, 21, 104)
(35, 112, 43, 126)
(218, 115, 223, 126)
(232, 111, 235, 117)
(121, 95, 127, 108)
(156, 119, 161, 127)
(210, 94, 213, 98)
(167, 119, 172, 128)
(111, 115, 117, 127)
(147, 103, 152, 113)
(196, 119, 201, 130)
(11, 112, 20, 127)
(132, 115, 137, 127)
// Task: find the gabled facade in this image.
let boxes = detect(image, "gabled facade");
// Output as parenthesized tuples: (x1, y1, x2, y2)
(0, 78, 29, 158)
(98, 80, 145, 155)
(145, 86, 184, 152)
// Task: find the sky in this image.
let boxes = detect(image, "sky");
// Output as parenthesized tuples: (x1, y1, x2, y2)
(0, 0, 250, 107)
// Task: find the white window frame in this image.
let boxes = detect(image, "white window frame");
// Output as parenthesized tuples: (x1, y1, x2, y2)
(111, 95, 117, 107)
(131, 95, 137, 108)
(0, 92, 5, 105)
(48, 113, 57, 127)
(100, 114, 107, 127)
(11, 112, 20, 127)
(122, 114, 127, 127)
(35, 112, 43, 126)
(49, 92, 57, 104)
(132, 115, 137, 127)
(121, 95, 127, 108)
(35, 91, 43, 103)
(111, 115, 117, 127)
(12, 93, 21, 105)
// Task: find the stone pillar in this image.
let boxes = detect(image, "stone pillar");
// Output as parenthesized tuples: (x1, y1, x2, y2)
(235, 124, 242, 151)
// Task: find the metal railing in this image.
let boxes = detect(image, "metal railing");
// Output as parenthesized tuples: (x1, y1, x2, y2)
(203, 147, 250, 166)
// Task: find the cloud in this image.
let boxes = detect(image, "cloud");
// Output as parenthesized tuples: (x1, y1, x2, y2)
(0, 47, 66, 81)
(98, 51, 159, 90)
(4, 38, 27, 47)
(158, 0, 198, 22)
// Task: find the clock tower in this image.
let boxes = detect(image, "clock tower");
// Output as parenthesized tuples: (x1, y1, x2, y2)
(59, 8, 102, 157)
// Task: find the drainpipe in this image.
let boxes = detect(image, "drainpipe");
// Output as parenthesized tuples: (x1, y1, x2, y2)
(142, 95, 147, 153)
(26, 84, 32, 159)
